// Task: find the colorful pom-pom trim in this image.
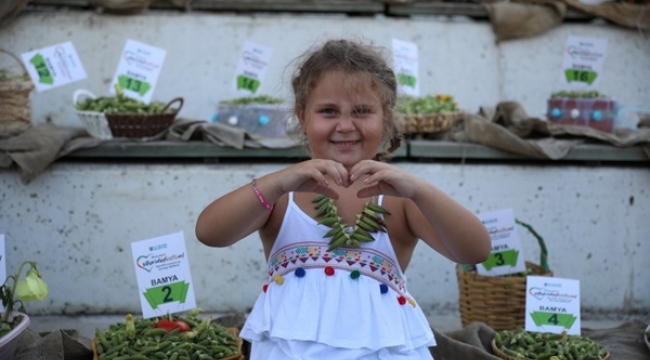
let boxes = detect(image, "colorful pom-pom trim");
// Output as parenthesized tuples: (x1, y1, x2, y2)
(295, 267, 306, 278)
(350, 270, 361, 279)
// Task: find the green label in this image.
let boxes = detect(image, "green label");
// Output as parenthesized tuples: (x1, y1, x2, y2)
(142, 281, 189, 309)
(118, 75, 151, 96)
(482, 249, 519, 270)
(237, 75, 260, 93)
(29, 53, 53, 84)
(564, 69, 598, 85)
(530, 311, 577, 329)
(397, 73, 416, 88)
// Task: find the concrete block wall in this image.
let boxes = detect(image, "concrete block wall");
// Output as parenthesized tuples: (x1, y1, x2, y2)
(0, 10, 649, 317)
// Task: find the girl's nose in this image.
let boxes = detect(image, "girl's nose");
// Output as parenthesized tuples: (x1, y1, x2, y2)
(336, 115, 354, 132)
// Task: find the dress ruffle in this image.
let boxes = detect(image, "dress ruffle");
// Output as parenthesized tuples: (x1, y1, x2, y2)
(240, 265, 436, 358)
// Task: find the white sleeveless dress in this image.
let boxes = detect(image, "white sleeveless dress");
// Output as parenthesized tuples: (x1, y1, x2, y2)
(240, 193, 436, 359)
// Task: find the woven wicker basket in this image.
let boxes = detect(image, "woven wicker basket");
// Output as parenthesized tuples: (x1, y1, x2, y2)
(395, 111, 465, 134)
(0, 48, 34, 138)
(457, 220, 552, 331)
(92, 327, 244, 360)
(105, 97, 183, 138)
(490, 337, 610, 360)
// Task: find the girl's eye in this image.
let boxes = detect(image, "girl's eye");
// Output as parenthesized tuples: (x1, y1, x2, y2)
(319, 108, 337, 116)
(354, 107, 371, 115)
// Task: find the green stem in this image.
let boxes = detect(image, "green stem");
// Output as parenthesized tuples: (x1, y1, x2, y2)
(1, 260, 34, 323)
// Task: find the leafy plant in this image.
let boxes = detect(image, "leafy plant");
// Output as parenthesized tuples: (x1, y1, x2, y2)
(75, 84, 170, 114)
(0, 260, 49, 337)
(219, 95, 284, 106)
(396, 94, 459, 114)
(551, 90, 607, 99)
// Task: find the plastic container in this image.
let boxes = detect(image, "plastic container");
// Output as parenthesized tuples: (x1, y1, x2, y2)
(0, 312, 30, 360)
(547, 97, 616, 133)
(214, 104, 290, 138)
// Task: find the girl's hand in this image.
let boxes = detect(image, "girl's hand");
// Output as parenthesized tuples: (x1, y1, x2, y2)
(349, 160, 421, 199)
(278, 159, 350, 199)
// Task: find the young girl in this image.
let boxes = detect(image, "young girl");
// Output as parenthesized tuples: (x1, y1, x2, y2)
(196, 39, 491, 360)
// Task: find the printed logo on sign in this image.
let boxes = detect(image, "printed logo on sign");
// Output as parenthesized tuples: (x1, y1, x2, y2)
(529, 287, 578, 303)
(136, 252, 185, 272)
(149, 243, 167, 252)
(481, 218, 497, 225)
(242, 51, 268, 69)
(124, 51, 160, 71)
(566, 46, 604, 62)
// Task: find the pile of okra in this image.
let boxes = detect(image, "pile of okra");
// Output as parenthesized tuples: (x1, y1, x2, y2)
(94, 313, 240, 360)
(494, 328, 608, 360)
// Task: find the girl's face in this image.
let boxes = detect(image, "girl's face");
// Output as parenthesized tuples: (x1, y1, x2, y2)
(298, 70, 384, 169)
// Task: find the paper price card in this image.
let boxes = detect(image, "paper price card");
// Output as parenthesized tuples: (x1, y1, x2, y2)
(231, 40, 273, 96)
(526, 276, 581, 335)
(131, 231, 196, 318)
(110, 39, 166, 104)
(20, 41, 87, 92)
(392, 39, 419, 97)
(560, 35, 608, 88)
(475, 208, 526, 276)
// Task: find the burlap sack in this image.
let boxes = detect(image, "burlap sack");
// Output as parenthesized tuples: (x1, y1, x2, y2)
(0, 0, 30, 28)
(91, 0, 156, 13)
(483, 0, 566, 42)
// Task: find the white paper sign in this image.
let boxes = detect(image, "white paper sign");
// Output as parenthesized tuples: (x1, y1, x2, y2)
(476, 208, 526, 276)
(560, 35, 608, 89)
(131, 231, 196, 318)
(231, 40, 273, 97)
(21, 41, 87, 92)
(110, 39, 166, 104)
(392, 39, 419, 97)
(526, 276, 581, 335)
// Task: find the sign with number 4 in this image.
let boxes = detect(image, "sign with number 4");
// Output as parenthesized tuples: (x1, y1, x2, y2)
(131, 231, 196, 318)
(526, 276, 581, 335)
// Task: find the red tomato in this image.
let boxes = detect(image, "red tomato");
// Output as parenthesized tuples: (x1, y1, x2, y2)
(154, 318, 191, 333)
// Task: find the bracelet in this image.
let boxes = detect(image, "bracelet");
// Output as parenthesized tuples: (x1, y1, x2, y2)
(251, 178, 274, 210)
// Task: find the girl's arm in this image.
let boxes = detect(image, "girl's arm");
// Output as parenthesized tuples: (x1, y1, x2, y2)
(351, 160, 491, 265)
(403, 180, 491, 265)
(195, 159, 349, 247)
(195, 174, 284, 247)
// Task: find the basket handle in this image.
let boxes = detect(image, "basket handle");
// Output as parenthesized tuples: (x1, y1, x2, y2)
(161, 97, 184, 114)
(515, 219, 550, 272)
(73, 89, 98, 105)
(0, 48, 29, 77)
